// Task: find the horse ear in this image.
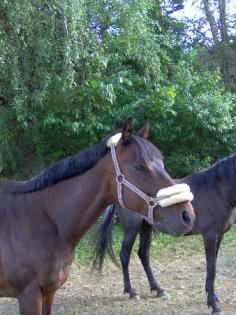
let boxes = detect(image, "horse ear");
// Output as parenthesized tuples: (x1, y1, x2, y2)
(136, 122, 149, 138)
(122, 117, 134, 144)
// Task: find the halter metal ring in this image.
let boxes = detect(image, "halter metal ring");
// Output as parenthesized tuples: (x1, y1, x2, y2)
(148, 197, 156, 207)
(116, 174, 125, 183)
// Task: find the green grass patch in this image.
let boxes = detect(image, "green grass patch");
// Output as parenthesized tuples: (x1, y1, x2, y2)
(75, 223, 236, 265)
(223, 223, 236, 248)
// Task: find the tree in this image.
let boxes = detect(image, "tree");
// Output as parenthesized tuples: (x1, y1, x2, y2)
(184, 0, 236, 91)
(0, 0, 235, 178)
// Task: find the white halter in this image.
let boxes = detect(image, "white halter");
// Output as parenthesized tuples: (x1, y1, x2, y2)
(107, 134, 193, 224)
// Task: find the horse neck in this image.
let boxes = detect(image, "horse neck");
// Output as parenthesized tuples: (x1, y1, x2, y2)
(43, 155, 113, 247)
(183, 174, 236, 210)
(214, 177, 236, 207)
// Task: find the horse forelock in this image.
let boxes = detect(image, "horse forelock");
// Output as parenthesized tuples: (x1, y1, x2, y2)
(132, 136, 163, 163)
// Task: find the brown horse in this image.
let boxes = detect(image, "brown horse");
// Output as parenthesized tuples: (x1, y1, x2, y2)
(0, 118, 195, 315)
(93, 153, 236, 315)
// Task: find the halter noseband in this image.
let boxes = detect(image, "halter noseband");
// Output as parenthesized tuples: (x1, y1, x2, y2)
(110, 143, 194, 225)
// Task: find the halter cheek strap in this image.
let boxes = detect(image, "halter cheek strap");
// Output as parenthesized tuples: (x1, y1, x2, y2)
(110, 143, 194, 225)
(111, 144, 159, 224)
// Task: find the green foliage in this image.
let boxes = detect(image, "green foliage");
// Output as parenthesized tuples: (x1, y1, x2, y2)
(158, 54, 236, 176)
(0, 0, 235, 179)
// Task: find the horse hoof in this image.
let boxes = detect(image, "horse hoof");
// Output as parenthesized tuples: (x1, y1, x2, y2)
(156, 291, 166, 298)
(131, 294, 140, 301)
(159, 291, 170, 299)
(214, 294, 219, 302)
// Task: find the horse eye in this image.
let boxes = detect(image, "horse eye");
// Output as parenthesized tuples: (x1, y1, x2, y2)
(134, 164, 147, 172)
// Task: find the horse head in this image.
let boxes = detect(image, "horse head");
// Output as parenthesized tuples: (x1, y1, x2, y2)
(106, 117, 195, 236)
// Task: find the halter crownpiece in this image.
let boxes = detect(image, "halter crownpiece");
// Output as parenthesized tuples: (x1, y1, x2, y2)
(106, 134, 194, 225)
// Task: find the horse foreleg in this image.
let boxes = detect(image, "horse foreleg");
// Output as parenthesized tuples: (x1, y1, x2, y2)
(120, 230, 138, 298)
(216, 234, 223, 258)
(212, 234, 224, 304)
(18, 283, 43, 315)
(203, 233, 223, 315)
(42, 291, 56, 315)
(138, 221, 164, 297)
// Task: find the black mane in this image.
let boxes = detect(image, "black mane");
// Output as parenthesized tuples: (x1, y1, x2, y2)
(189, 153, 236, 189)
(2, 140, 108, 194)
(1, 132, 164, 195)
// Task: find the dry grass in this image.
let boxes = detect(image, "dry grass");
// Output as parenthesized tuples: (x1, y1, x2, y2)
(1, 227, 236, 315)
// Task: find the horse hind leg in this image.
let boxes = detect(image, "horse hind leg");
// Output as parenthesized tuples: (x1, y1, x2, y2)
(138, 221, 164, 297)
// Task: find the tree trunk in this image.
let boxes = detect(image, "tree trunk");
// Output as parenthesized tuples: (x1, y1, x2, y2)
(218, 0, 228, 42)
(202, 0, 219, 44)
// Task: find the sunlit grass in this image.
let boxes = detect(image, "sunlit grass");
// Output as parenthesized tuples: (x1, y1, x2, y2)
(75, 222, 236, 264)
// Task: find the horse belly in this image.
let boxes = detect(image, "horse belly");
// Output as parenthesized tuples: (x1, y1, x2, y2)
(224, 206, 236, 232)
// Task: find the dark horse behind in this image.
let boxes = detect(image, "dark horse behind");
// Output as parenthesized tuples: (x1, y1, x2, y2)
(0, 118, 195, 315)
(93, 153, 236, 315)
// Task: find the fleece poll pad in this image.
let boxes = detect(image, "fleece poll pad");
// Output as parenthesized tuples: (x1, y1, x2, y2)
(107, 133, 122, 148)
(157, 183, 194, 207)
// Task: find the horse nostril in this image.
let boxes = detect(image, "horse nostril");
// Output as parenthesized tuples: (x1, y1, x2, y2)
(182, 210, 191, 226)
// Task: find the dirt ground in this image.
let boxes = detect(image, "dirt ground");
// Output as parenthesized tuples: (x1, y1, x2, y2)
(0, 242, 235, 315)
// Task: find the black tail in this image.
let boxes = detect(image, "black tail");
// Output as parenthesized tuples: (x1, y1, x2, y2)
(92, 204, 119, 271)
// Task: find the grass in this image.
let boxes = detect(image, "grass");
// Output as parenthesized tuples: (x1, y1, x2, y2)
(75, 221, 236, 265)
(1, 220, 235, 315)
